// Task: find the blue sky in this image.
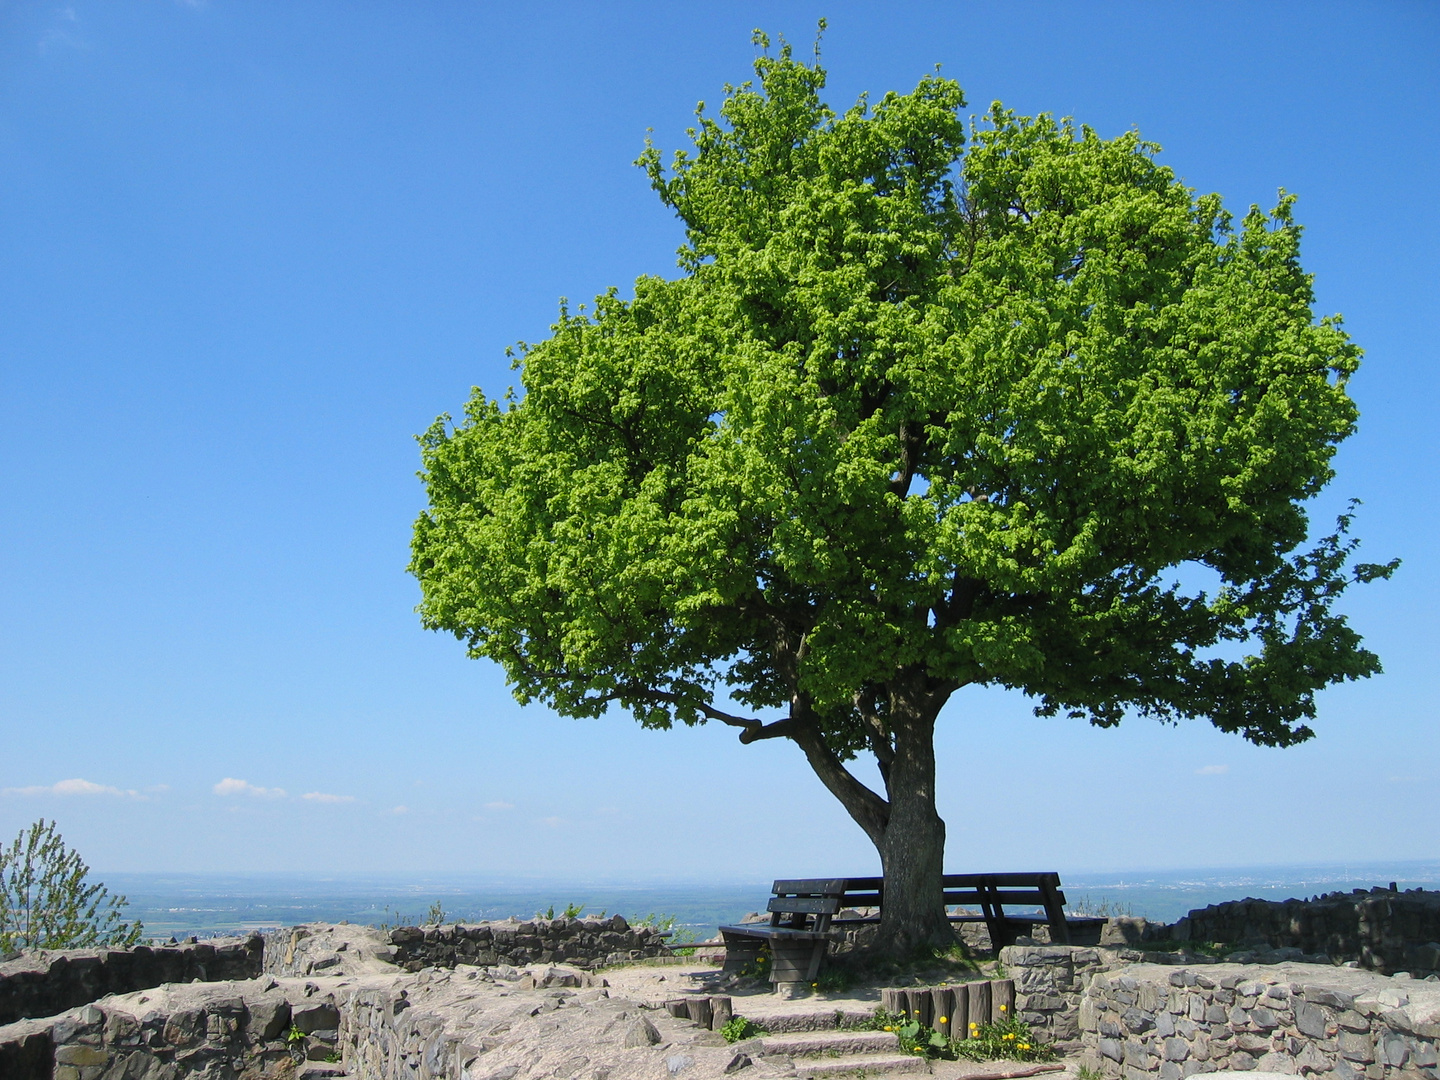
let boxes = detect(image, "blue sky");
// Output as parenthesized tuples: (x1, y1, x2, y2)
(1, 1, 1435, 880)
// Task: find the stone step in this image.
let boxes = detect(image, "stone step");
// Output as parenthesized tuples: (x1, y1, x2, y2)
(759, 1030, 902, 1057)
(757, 1011, 876, 1033)
(793, 1053, 932, 1078)
(297, 1065, 350, 1080)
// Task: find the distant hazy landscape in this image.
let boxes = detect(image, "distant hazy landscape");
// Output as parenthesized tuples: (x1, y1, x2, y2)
(103, 860, 1440, 942)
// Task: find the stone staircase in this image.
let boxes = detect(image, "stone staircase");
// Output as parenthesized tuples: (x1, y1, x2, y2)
(728, 1011, 930, 1078)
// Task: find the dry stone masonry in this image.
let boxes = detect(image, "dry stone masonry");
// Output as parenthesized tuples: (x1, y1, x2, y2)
(1078, 962, 1440, 1080)
(0, 935, 263, 1026)
(380, 916, 675, 971)
(1174, 889, 1440, 975)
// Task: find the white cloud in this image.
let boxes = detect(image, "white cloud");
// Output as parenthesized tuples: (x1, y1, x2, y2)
(213, 777, 286, 799)
(2, 777, 141, 798)
(1195, 764, 1229, 776)
(390, 805, 409, 815)
(484, 801, 515, 811)
(539, 816, 566, 828)
(302, 792, 356, 804)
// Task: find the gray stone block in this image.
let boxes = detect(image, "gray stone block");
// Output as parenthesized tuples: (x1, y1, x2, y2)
(1335, 1011, 1368, 1034)
(1126, 1039, 1154, 1068)
(1295, 1002, 1327, 1039)
(1337, 1031, 1373, 1063)
(1255, 1051, 1296, 1073)
(1125, 1009, 1156, 1034)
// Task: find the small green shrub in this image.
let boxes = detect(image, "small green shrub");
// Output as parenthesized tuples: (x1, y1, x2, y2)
(838, 1007, 896, 1032)
(814, 967, 853, 993)
(561, 901, 584, 918)
(720, 1016, 766, 1043)
(0, 819, 143, 951)
(895, 1019, 951, 1058)
(953, 1014, 1054, 1062)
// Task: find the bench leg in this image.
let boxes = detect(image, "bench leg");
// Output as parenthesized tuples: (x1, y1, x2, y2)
(768, 938, 828, 988)
(719, 931, 763, 976)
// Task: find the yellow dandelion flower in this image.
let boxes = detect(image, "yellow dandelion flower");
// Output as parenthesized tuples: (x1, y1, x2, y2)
(1020, 1044, 1030, 1050)
(999, 1005, 1007, 1012)
(939, 1017, 948, 1024)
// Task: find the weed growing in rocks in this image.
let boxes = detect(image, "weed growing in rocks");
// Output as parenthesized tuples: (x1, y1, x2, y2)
(952, 1013, 1054, 1063)
(720, 1016, 767, 1043)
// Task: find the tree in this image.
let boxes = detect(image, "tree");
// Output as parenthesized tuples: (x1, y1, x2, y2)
(410, 33, 1395, 953)
(0, 819, 144, 952)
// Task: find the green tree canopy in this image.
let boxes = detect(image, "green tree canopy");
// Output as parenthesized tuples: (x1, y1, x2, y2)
(411, 32, 1394, 950)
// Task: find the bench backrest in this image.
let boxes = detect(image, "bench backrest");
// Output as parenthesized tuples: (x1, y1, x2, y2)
(766, 880, 847, 932)
(774, 872, 1073, 944)
(828, 873, 1066, 908)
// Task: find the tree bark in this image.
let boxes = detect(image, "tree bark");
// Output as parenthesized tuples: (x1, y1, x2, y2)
(786, 677, 956, 955)
(872, 697, 953, 952)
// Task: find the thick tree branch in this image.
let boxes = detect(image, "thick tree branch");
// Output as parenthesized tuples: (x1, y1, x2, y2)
(789, 700, 890, 845)
(888, 421, 920, 498)
(600, 686, 793, 743)
(855, 687, 895, 788)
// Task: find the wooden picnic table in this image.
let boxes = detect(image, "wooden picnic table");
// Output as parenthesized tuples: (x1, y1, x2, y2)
(717, 873, 1102, 989)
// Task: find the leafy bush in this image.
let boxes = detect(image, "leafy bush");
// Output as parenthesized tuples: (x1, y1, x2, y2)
(0, 819, 143, 952)
(719, 1016, 766, 1043)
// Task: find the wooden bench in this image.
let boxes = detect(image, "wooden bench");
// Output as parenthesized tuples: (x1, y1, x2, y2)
(717, 879, 846, 985)
(834, 872, 1103, 949)
(717, 873, 1102, 988)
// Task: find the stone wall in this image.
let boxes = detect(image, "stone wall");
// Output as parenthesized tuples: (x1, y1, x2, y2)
(339, 978, 480, 1080)
(0, 976, 337, 1080)
(0, 935, 264, 1026)
(1174, 889, 1440, 975)
(381, 917, 675, 972)
(1001, 943, 1152, 1048)
(1078, 962, 1440, 1080)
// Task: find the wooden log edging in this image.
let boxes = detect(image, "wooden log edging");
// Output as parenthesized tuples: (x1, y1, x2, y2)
(882, 979, 1016, 1038)
(665, 996, 733, 1030)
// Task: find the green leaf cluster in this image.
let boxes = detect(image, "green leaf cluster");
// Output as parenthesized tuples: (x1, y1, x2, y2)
(0, 819, 143, 953)
(411, 32, 1393, 767)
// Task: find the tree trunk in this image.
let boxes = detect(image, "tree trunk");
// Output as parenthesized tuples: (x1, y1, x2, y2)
(872, 703, 953, 953)
(784, 678, 957, 957)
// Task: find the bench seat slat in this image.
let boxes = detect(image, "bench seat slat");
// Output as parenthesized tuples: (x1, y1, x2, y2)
(719, 924, 836, 941)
